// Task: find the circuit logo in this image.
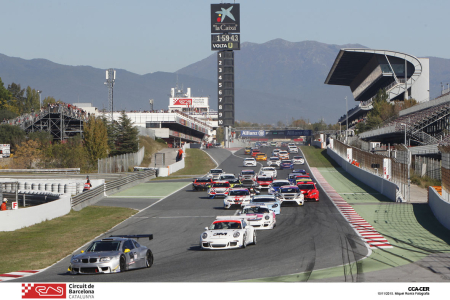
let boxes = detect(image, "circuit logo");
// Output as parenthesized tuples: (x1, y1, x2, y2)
(215, 6, 235, 22)
(22, 283, 66, 299)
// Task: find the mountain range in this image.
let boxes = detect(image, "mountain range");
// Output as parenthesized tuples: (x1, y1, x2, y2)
(0, 39, 449, 124)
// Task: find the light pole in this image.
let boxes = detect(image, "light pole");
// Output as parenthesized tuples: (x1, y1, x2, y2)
(37, 90, 42, 110)
(345, 96, 348, 143)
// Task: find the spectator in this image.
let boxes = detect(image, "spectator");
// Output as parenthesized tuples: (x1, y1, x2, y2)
(1, 198, 7, 211)
(83, 179, 92, 192)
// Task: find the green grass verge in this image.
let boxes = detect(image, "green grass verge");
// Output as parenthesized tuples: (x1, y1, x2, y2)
(0, 206, 137, 274)
(300, 146, 340, 168)
(139, 136, 168, 167)
(151, 149, 216, 180)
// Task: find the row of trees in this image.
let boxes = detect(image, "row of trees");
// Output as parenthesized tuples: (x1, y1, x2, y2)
(233, 118, 340, 132)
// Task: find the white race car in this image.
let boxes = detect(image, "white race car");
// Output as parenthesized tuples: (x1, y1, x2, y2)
(288, 147, 299, 153)
(239, 169, 256, 182)
(223, 188, 251, 209)
(292, 156, 305, 164)
(275, 185, 304, 206)
(208, 169, 224, 180)
(255, 175, 274, 190)
(260, 167, 277, 178)
(238, 205, 276, 230)
(200, 217, 257, 250)
(243, 158, 257, 167)
(267, 156, 281, 167)
(208, 181, 231, 198)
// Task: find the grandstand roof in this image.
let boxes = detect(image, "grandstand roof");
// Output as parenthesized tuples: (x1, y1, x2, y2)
(325, 49, 420, 87)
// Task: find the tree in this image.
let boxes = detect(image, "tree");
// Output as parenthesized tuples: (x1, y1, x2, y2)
(0, 109, 19, 121)
(42, 96, 56, 108)
(114, 111, 139, 155)
(50, 136, 87, 168)
(7, 82, 25, 114)
(0, 124, 26, 153)
(24, 86, 40, 113)
(13, 140, 42, 169)
(0, 78, 12, 111)
(83, 116, 109, 167)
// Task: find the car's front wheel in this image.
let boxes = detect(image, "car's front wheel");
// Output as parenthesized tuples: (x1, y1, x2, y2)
(242, 234, 247, 248)
(252, 232, 257, 245)
(119, 255, 127, 272)
(145, 250, 153, 268)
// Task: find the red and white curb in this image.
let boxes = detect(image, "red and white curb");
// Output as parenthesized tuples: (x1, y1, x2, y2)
(0, 270, 41, 282)
(310, 167, 393, 249)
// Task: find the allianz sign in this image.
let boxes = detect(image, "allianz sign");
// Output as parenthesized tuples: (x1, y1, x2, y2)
(241, 130, 265, 137)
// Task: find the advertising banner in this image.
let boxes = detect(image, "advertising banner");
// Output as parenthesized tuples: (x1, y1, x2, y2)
(211, 4, 240, 33)
(240, 130, 265, 137)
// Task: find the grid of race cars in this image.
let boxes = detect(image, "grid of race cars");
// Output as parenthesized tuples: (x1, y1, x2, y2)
(195, 142, 319, 250)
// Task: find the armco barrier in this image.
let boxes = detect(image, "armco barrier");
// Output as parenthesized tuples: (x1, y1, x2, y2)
(0, 194, 71, 232)
(327, 146, 399, 202)
(428, 186, 450, 231)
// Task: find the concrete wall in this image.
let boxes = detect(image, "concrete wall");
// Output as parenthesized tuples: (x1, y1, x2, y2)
(312, 141, 325, 149)
(428, 186, 450, 230)
(0, 194, 71, 232)
(412, 58, 430, 102)
(2, 178, 104, 195)
(327, 147, 400, 202)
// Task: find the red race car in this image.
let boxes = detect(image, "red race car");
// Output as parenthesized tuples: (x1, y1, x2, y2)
(297, 182, 319, 201)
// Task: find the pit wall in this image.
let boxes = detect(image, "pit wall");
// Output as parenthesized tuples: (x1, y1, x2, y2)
(158, 144, 187, 177)
(0, 194, 71, 231)
(327, 146, 399, 202)
(428, 187, 450, 230)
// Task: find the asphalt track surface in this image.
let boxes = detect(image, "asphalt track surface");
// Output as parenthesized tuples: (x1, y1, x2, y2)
(16, 146, 369, 282)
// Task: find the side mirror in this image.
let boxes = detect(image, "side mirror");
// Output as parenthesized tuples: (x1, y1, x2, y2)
(204, 227, 208, 231)
(124, 249, 131, 253)
(80, 250, 84, 253)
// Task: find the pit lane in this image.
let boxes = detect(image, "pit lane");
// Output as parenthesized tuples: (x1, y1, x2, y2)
(15, 146, 368, 282)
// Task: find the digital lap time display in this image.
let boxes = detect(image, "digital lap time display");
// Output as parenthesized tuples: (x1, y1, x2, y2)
(212, 34, 239, 42)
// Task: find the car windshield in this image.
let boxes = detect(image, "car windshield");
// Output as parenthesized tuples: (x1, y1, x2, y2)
(210, 170, 222, 174)
(196, 179, 211, 183)
(221, 175, 234, 179)
(242, 171, 255, 175)
(228, 179, 240, 183)
(282, 160, 292, 163)
(263, 168, 274, 171)
(86, 241, 121, 252)
(299, 184, 315, 190)
(280, 187, 299, 193)
(272, 181, 290, 186)
(294, 156, 303, 159)
(243, 207, 270, 214)
(209, 221, 241, 230)
(252, 198, 276, 203)
(245, 159, 255, 161)
(270, 157, 279, 161)
(212, 183, 230, 187)
(257, 177, 273, 181)
(229, 190, 249, 196)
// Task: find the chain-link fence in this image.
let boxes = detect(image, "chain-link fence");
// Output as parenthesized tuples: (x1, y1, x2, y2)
(412, 155, 441, 180)
(97, 147, 145, 173)
(440, 147, 450, 199)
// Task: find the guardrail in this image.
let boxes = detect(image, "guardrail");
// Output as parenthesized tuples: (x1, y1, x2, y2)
(0, 168, 80, 173)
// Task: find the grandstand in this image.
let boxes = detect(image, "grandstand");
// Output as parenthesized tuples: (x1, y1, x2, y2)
(325, 48, 430, 127)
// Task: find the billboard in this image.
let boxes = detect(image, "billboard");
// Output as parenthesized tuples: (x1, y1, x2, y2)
(170, 98, 209, 107)
(211, 4, 240, 33)
(267, 130, 312, 136)
(240, 130, 266, 137)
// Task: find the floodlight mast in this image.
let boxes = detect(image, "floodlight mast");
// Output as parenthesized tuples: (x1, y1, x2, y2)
(105, 69, 116, 122)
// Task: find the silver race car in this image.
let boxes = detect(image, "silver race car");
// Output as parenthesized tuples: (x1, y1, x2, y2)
(69, 235, 154, 274)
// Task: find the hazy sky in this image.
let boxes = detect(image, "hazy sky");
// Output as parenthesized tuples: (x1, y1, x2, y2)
(2, 0, 448, 75)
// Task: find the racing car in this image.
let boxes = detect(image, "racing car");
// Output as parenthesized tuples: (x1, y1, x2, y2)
(255, 153, 268, 161)
(280, 159, 294, 170)
(244, 147, 252, 155)
(69, 235, 154, 274)
(192, 177, 213, 191)
(267, 156, 281, 167)
(268, 179, 291, 195)
(251, 149, 261, 157)
(278, 151, 289, 160)
(218, 173, 237, 181)
(292, 156, 305, 164)
(200, 217, 257, 250)
(239, 169, 256, 182)
(255, 175, 274, 190)
(228, 178, 242, 188)
(250, 195, 281, 214)
(208, 169, 224, 181)
(297, 181, 320, 201)
(288, 146, 299, 153)
(223, 188, 251, 209)
(275, 185, 304, 206)
(238, 205, 276, 230)
(208, 181, 231, 198)
(260, 167, 277, 178)
(243, 158, 257, 167)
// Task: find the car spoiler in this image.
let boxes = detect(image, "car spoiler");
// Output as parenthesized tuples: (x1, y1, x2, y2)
(215, 215, 262, 221)
(110, 234, 153, 240)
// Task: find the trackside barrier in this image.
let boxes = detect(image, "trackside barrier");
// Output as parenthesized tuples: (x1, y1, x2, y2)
(0, 194, 71, 232)
(428, 186, 450, 230)
(71, 169, 156, 211)
(157, 144, 187, 177)
(0, 168, 80, 173)
(327, 146, 400, 202)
